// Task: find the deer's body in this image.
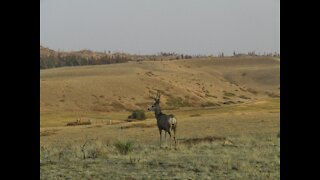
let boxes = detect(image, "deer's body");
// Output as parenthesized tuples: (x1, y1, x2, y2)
(148, 92, 177, 148)
(155, 112, 176, 135)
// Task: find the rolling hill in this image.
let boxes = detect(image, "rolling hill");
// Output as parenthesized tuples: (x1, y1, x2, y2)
(40, 56, 280, 113)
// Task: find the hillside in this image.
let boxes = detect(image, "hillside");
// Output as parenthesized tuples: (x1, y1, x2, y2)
(40, 56, 280, 113)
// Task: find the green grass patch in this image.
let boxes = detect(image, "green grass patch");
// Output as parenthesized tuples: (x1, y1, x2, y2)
(113, 140, 134, 155)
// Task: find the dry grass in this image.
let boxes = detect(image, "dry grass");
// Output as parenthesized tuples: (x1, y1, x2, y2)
(40, 129, 60, 137)
(40, 57, 280, 179)
(181, 136, 227, 145)
(239, 95, 251, 99)
(189, 113, 201, 117)
(265, 91, 280, 98)
(40, 57, 279, 114)
(66, 120, 91, 126)
(40, 132, 280, 179)
(40, 98, 279, 179)
(247, 88, 258, 95)
(120, 122, 157, 129)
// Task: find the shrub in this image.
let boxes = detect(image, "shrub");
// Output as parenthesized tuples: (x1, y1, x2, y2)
(265, 91, 280, 98)
(223, 91, 235, 97)
(114, 140, 134, 155)
(201, 102, 220, 107)
(247, 88, 258, 95)
(166, 97, 190, 108)
(128, 110, 146, 120)
(239, 95, 251, 99)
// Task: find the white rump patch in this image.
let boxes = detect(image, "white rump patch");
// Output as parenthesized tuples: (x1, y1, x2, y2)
(169, 117, 177, 125)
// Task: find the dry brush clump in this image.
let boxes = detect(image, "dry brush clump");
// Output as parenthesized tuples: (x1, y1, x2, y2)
(265, 91, 280, 98)
(201, 101, 221, 107)
(113, 140, 135, 155)
(40, 129, 60, 136)
(66, 119, 91, 126)
(166, 96, 191, 108)
(239, 95, 251, 99)
(223, 91, 236, 97)
(247, 88, 258, 95)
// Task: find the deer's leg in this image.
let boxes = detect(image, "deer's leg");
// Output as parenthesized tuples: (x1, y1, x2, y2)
(168, 131, 172, 148)
(173, 127, 177, 148)
(165, 132, 167, 147)
(159, 129, 162, 148)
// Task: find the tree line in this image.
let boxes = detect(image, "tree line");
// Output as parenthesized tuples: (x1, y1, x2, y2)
(40, 54, 131, 69)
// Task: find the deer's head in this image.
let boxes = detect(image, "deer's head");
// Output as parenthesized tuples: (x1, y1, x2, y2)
(147, 91, 160, 111)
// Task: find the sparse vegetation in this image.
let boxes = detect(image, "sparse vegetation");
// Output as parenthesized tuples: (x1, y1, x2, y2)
(201, 102, 220, 107)
(247, 88, 258, 95)
(224, 91, 236, 97)
(40, 129, 59, 136)
(239, 95, 251, 99)
(41, 133, 280, 179)
(113, 140, 134, 155)
(41, 56, 279, 179)
(166, 97, 190, 108)
(66, 120, 91, 126)
(265, 91, 280, 98)
(121, 123, 156, 129)
(223, 101, 236, 105)
(205, 94, 218, 98)
(190, 114, 201, 117)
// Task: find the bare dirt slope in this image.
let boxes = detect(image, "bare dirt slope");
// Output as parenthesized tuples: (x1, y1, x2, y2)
(40, 57, 279, 113)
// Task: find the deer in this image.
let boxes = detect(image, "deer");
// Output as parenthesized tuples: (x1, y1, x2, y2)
(148, 91, 177, 149)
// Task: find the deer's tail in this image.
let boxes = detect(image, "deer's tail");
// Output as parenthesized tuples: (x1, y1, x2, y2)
(171, 117, 177, 136)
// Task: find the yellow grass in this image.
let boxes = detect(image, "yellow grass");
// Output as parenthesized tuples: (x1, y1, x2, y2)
(41, 98, 279, 179)
(40, 57, 280, 179)
(40, 57, 279, 113)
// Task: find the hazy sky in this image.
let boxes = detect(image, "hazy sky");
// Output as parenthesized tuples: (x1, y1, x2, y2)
(40, 0, 280, 55)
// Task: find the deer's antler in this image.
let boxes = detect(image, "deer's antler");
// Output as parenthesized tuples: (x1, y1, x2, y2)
(149, 93, 157, 101)
(156, 91, 161, 100)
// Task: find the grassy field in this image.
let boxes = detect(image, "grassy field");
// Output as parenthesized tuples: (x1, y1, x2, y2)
(40, 98, 279, 179)
(40, 57, 280, 179)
